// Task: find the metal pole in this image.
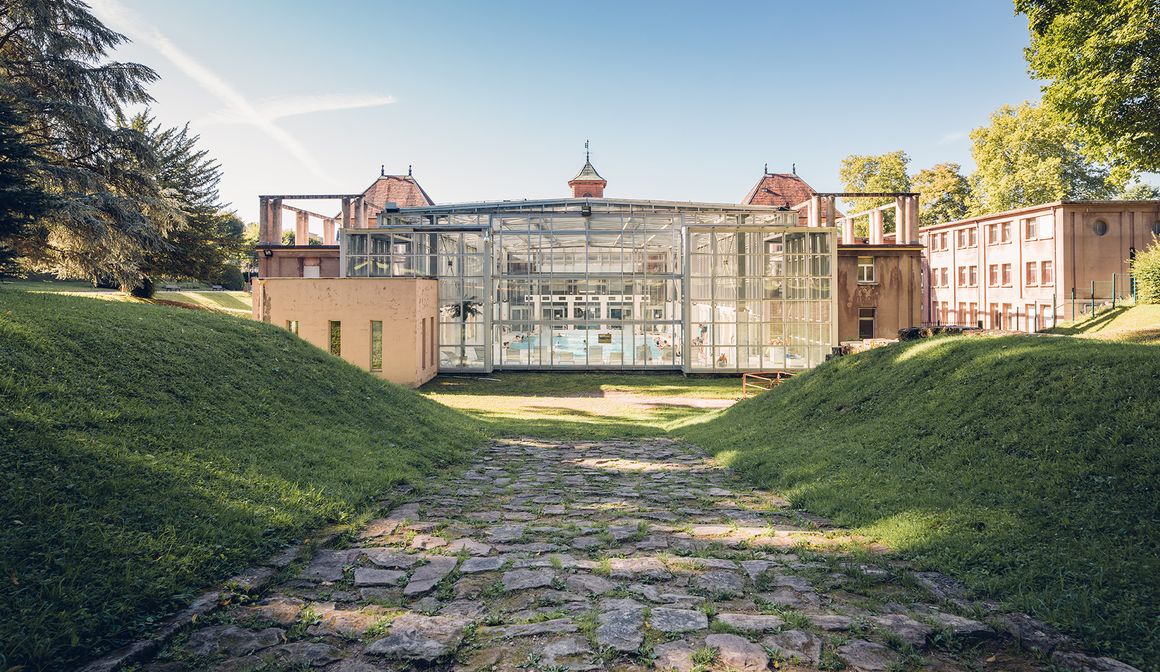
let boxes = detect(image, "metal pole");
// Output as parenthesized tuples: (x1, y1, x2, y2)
(1112, 273, 1117, 309)
(1071, 288, 1075, 322)
(1091, 280, 1096, 318)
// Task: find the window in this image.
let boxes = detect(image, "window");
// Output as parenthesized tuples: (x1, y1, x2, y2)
(1026, 262, 1038, 285)
(328, 320, 341, 356)
(1026, 304, 1038, 332)
(969, 302, 979, 325)
(1001, 222, 1011, 242)
(989, 264, 999, 287)
(286, 320, 299, 335)
(957, 266, 967, 287)
(858, 308, 875, 339)
(940, 267, 949, 287)
(990, 303, 1000, 329)
(429, 316, 436, 367)
(940, 232, 949, 250)
(957, 229, 967, 248)
(1001, 263, 1012, 286)
(370, 320, 383, 371)
(940, 302, 949, 324)
(957, 302, 966, 324)
(968, 265, 977, 287)
(1004, 303, 1015, 331)
(987, 223, 998, 245)
(1093, 219, 1108, 236)
(1041, 260, 1054, 285)
(419, 318, 426, 369)
(857, 256, 876, 283)
(968, 228, 977, 247)
(1024, 217, 1037, 240)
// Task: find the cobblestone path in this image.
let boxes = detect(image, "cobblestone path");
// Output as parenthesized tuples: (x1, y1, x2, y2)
(144, 438, 1135, 671)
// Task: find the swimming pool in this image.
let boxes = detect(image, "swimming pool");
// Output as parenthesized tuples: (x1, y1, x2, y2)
(500, 329, 670, 366)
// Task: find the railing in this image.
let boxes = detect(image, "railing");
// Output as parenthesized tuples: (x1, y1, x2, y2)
(741, 371, 794, 398)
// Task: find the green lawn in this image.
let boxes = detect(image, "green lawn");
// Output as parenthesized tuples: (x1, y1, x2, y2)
(1045, 303, 1160, 344)
(420, 372, 740, 440)
(679, 334, 1160, 668)
(0, 290, 486, 670)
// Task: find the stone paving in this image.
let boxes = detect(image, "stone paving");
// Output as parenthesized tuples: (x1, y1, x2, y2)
(141, 438, 1139, 672)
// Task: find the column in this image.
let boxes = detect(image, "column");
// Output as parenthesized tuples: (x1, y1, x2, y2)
(258, 197, 269, 244)
(908, 195, 921, 244)
(341, 197, 351, 229)
(841, 218, 854, 245)
(870, 208, 884, 244)
(895, 196, 906, 243)
(808, 196, 821, 227)
(825, 196, 838, 227)
(323, 218, 336, 245)
(270, 198, 283, 245)
(295, 211, 309, 246)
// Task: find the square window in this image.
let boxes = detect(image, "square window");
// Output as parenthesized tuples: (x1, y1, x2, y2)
(857, 256, 876, 283)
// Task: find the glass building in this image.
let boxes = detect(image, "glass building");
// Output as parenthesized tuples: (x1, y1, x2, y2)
(340, 199, 836, 372)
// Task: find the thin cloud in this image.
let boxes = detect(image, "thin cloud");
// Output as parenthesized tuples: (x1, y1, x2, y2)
(198, 94, 398, 126)
(938, 131, 968, 144)
(90, 0, 394, 186)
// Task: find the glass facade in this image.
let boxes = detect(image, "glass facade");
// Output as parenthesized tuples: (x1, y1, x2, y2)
(341, 200, 836, 372)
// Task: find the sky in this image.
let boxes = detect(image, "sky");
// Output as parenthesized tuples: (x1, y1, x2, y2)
(90, 0, 1046, 226)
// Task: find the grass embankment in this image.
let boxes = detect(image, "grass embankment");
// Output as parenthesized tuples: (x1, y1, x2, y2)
(0, 278, 253, 316)
(680, 335, 1159, 667)
(0, 290, 486, 670)
(1045, 303, 1160, 344)
(421, 372, 739, 439)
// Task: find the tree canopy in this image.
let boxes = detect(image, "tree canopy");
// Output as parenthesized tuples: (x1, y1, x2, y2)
(838, 150, 911, 233)
(967, 102, 1121, 215)
(1017, 0, 1160, 175)
(0, 0, 241, 288)
(911, 162, 971, 227)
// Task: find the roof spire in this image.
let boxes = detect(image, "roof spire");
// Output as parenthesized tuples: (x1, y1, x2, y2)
(380, 164, 385, 176)
(585, 139, 590, 163)
(792, 162, 796, 175)
(764, 162, 768, 175)
(408, 164, 413, 177)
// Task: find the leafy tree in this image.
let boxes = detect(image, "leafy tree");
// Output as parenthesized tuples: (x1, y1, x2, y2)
(967, 102, 1122, 214)
(1132, 235, 1160, 304)
(838, 150, 911, 233)
(1117, 181, 1160, 201)
(0, 97, 45, 274)
(133, 114, 246, 284)
(0, 0, 176, 288)
(1017, 0, 1160, 175)
(911, 162, 971, 227)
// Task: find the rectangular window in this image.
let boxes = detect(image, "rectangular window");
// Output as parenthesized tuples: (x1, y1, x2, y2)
(858, 308, 875, 339)
(968, 228, 977, 247)
(989, 264, 999, 287)
(286, 320, 299, 335)
(940, 301, 949, 324)
(370, 320, 383, 371)
(328, 320, 341, 356)
(1001, 221, 1011, 242)
(420, 318, 427, 369)
(940, 268, 949, 287)
(1026, 261, 1038, 286)
(957, 230, 966, 248)
(429, 316, 437, 367)
(1004, 303, 1015, 331)
(957, 266, 967, 287)
(969, 265, 977, 287)
(940, 232, 948, 250)
(1002, 263, 1012, 286)
(1025, 218, 1037, 240)
(969, 302, 979, 325)
(990, 303, 1001, 329)
(1041, 260, 1054, 285)
(857, 256, 876, 283)
(957, 302, 966, 323)
(987, 223, 998, 245)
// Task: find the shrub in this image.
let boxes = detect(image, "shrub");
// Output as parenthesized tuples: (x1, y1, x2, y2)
(213, 264, 245, 290)
(1132, 235, 1160, 304)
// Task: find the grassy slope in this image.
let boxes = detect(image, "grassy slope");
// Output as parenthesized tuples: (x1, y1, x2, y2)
(680, 335, 1159, 668)
(1045, 303, 1160, 344)
(0, 291, 485, 670)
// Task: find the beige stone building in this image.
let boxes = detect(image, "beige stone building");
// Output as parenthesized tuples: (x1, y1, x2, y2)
(913, 201, 1160, 330)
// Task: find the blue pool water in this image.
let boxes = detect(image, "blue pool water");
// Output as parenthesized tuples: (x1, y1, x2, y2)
(504, 330, 664, 360)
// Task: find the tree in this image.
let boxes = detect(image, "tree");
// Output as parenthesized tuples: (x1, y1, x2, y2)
(1017, 0, 1160, 175)
(1117, 181, 1160, 201)
(134, 114, 246, 284)
(967, 102, 1122, 215)
(0, 0, 175, 288)
(838, 150, 911, 233)
(911, 163, 971, 227)
(0, 97, 45, 274)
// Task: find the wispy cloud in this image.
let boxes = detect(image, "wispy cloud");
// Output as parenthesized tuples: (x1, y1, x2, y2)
(198, 94, 397, 126)
(90, 0, 395, 186)
(938, 131, 968, 145)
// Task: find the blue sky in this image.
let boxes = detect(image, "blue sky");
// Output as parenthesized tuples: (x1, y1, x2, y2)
(92, 1, 1044, 224)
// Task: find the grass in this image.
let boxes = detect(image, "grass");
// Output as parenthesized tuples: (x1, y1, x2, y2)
(420, 372, 739, 439)
(0, 290, 486, 670)
(679, 334, 1159, 668)
(0, 278, 252, 316)
(1044, 303, 1160, 344)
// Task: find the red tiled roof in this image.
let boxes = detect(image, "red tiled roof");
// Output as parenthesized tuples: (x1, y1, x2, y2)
(741, 173, 817, 208)
(361, 175, 435, 209)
